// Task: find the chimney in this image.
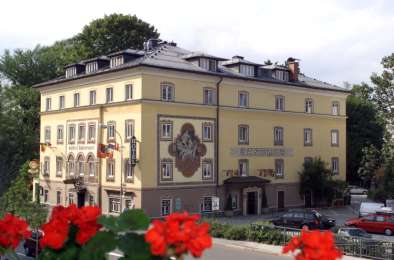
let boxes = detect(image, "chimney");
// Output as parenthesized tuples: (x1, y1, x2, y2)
(287, 57, 299, 81)
(144, 38, 160, 51)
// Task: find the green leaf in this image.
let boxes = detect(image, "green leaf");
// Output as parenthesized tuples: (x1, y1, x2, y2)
(38, 246, 79, 260)
(118, 209, 150, 231)
(79, 231, 117, 260)
(118, 233, 155, 260)
(98, 215, 120, 232)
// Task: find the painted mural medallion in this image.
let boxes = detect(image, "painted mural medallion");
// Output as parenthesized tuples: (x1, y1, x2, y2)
(168, 123, 207, 177)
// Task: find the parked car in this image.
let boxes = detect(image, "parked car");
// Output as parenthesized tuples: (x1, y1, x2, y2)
(23, 230, 42, 257)
(345, 212, 394, 236)
(337, 227, 372, 239)
(359, 202, 386, 217)
(348, 185, 368, 195)
(272, 209, 335, 230)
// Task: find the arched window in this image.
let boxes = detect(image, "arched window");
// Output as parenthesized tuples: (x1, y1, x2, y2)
(87, 154, 96, 177)
(76, 154, 85, 176)
(67, 154, 75, 177)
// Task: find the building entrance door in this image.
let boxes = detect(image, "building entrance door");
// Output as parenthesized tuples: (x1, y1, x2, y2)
(77, 192, 85, 208)
(247, 192, 257, 215)
(277, 191, 285, 209)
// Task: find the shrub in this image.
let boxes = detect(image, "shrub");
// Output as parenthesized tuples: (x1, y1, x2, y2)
(223, 226, 249, 241)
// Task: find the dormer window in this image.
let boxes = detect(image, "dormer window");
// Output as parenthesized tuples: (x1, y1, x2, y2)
(200, 58, 217, 72)
(65, 67, 77, 78)
(110, 55, 124, 68)
(274, 70, 289, 81)
(86, 62, 98, 74)
(240, 64, 254, 77)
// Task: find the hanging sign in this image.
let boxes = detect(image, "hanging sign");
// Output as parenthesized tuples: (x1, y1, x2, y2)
(130, 136, 137, 167)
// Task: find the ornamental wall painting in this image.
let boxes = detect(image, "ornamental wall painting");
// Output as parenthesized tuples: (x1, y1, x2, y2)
(168, 123, 207, 177)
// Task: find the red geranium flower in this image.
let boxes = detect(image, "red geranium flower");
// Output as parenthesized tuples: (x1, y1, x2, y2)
(0, 214, 31, 251)
(283, 227, 342, 260)
(145, 212, 212, 258)
(40, 204, 102, 250)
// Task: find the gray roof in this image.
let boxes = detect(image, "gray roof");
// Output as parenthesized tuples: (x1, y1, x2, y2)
(261, 64, 289, 71)
(221, 56, 261, 66)
(182, 52, 226, 61)
(34, 43, 349, 93)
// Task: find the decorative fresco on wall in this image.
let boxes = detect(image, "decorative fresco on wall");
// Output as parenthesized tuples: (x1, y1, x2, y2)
(168, 123, 207, 177)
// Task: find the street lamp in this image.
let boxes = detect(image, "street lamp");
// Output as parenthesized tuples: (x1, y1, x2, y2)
(99, 123, 124, 214)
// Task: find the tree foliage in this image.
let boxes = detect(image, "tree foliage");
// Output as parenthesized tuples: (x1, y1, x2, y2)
(0, 162, 48, 229)
(75, 13, 159, 58)
(357, 144, 382, 187)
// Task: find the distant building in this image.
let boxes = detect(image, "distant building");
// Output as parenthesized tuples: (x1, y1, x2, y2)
(33, 39, 348, 217)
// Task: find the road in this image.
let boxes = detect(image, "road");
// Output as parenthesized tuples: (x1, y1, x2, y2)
(186, 244, 289, 260)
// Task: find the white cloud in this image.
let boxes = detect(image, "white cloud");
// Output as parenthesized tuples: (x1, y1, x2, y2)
(0, 0, 393, 86)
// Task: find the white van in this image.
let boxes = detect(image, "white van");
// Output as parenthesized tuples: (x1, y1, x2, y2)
(359, 202, 385, 217)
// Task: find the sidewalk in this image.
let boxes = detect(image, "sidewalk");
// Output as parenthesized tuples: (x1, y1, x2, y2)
(213, 238, 367, 260)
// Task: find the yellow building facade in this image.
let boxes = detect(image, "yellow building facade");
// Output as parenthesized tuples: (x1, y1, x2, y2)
(34, 40, 348, 217)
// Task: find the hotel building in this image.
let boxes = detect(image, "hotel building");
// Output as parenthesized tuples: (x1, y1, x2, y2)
(33, 39, 348, 217)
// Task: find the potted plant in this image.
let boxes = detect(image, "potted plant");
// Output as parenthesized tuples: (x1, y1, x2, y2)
(224, 194, 234, 217)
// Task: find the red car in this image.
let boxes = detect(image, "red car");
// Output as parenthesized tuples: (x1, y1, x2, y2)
(345, 213, 394, 236)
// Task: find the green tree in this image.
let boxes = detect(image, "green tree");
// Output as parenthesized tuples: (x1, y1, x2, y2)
(0, 162, 48, 229)
(75, 13, 160, 58)
(346, 90, 385, 184)
(299, 157, 332, 206)
(357, 144, 382, 187)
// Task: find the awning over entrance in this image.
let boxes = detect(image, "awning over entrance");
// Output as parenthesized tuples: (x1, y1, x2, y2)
(223, 176, 270, 187)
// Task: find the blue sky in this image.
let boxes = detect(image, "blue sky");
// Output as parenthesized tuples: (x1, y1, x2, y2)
(1, 0, 394, 86)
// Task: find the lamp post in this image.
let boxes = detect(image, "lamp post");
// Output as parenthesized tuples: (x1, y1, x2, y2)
(99, 123, 124, 213)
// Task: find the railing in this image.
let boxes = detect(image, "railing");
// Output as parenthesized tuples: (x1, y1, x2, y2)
(251, 223, 394, 260)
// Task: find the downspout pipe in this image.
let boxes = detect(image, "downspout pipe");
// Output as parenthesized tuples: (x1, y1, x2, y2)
(215, 76, 223, 192)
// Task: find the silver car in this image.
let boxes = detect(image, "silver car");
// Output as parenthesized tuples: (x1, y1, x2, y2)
(348, 185, 368, 195)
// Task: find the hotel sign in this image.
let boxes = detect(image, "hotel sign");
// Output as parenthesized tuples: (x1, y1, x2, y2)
(230, 147, 294, 157)
(69, 145, 96, 151)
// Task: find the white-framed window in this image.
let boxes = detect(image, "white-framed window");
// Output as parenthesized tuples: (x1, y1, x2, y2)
(78, 124, 86, 143)
(332, 102, 340, 116)
(56, 157, 62, 177)
(109, 198, 121, 213)
(56, 191, 61, 205)
(203, 88, 215, 105)
(161, 199, 172, 216)
(77, 156, 84, 176)
(200, 58, 210, 70)
(87, 156, 96, 177)
(67, 155, 75, 177)
(68, 193, 74, 205)
(125, 120, 134, 141)
(45, 97, 52, 111)
(240, 64, 254, 76)
(86, 62, 98, 74)
(160, 121, 173, 140)
(125, 84, 133, 100)
(238, 159, 248, 176)
(161, 160, 173, 180)
(57, 125, 64, 144)
(274, 127, 284, 146)
(201, 197, 213, 212)
(274, 70, 289, 81)
(107, 122, 115, 141)
(161, 83, 174, 101)
(238, 125, 249, 144)
(44, 190, 49, 203)
(202, 160, 213, 179)
(106, 87, 114, 103)
(59, 95, 65, 110)
(43, 157, 50, 176)
(89, 90, 96, 105)
(239, 91, 249, 107)
(88, 123, 96, 143)
(68, 124, 76, 144)
(44, 126, 51, 143)
(275, 95, 285, 111)
(331, 157, 339, 175)
(125, 159, 133, 179)
(65, 66, 77, 78)
(107, 159, 115, 180)
(304, 128, 312, 146)
(74, 93, 80, 107)
(110, 55, 124, 68)
(275, 159, 284, 178)
(305, 98, 314, 113)
(202, 123, 213, 142)
(331, 130, 339, 146)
